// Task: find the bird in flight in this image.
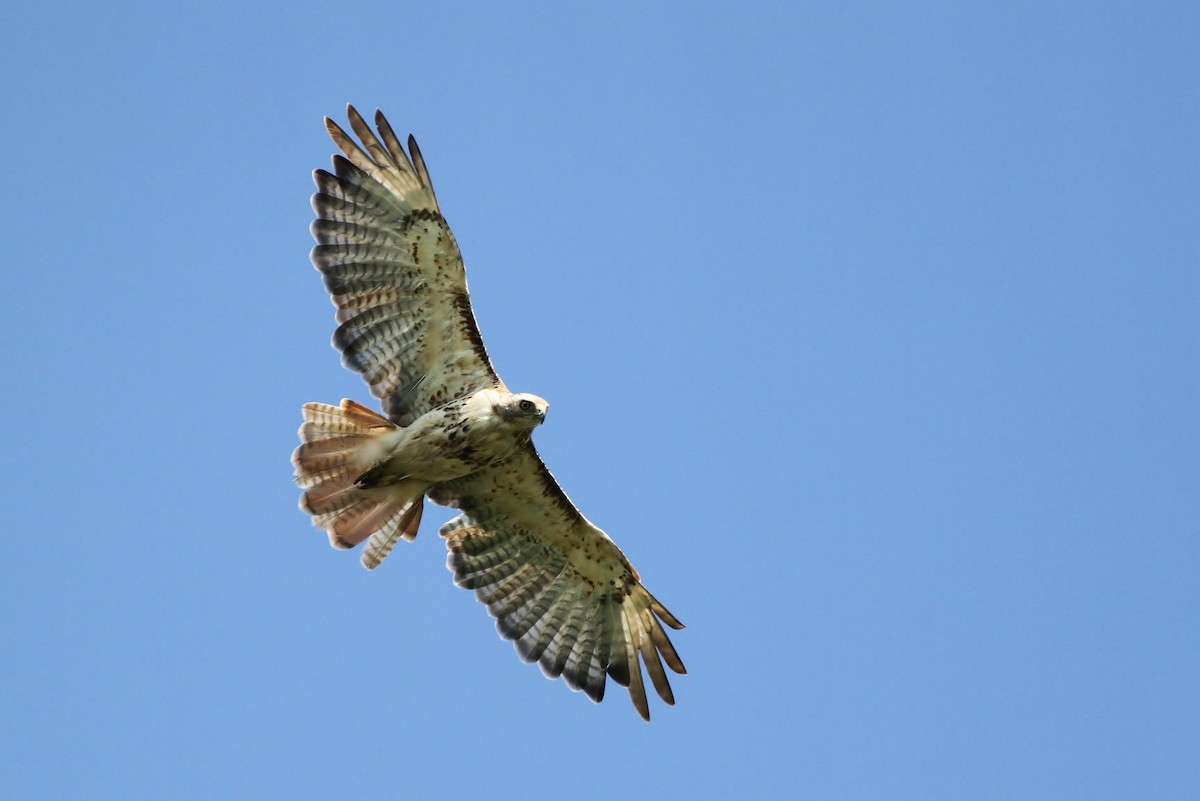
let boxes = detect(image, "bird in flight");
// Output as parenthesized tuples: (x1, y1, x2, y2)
(293, 106, 685, 720)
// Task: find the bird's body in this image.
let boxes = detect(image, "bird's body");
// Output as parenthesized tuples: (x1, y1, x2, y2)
(294, 106, 684, 719)
(356, 389, 549, 488)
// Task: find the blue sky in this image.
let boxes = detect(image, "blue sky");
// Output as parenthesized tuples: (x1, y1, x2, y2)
(2, 2, 1196, 799)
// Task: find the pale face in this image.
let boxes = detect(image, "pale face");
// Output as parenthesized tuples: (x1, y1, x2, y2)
(499, 392, 549, 427)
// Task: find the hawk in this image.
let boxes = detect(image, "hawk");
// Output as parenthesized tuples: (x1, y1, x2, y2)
(293, 106, 685, 720)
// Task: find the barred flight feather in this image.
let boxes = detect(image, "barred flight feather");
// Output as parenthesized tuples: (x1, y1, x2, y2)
(317, 258, 417, 282)
(503, 568, 572, 643)
(541, 583, 589, 678)
(332, 289, 424, 323)
(310, 196, 402, 238)
(562, 604, 604, 698)
(311, 243, 412, 271)
(486, 559, 564, 612)
(360, 496, 423, 570)
(453, 537, 544, 590)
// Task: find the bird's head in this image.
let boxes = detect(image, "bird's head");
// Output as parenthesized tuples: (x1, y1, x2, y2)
(497, 392, 549, 429)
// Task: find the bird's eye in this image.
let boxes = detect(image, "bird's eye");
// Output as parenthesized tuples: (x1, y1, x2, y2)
(518, 399, 535, 412)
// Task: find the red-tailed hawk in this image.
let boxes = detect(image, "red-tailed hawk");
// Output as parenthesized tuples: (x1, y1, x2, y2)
(293, 106, 685, 720)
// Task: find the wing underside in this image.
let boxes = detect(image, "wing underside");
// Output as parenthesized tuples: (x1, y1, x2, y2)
(432, 444, 686, 720)
(311, 106, 502, 425)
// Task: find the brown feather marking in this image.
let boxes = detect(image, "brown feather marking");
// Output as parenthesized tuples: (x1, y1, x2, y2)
(450, 290, 491, 367)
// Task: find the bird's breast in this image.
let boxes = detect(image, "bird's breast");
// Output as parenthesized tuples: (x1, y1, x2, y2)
(383, 404, 520, 482)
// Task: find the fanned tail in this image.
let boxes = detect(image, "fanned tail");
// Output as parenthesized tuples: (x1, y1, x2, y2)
(293, 398, 428, 569)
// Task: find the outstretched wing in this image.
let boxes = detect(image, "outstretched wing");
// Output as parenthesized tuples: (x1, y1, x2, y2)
(430, 444, 686, 720)
(311, 105, 502, 425)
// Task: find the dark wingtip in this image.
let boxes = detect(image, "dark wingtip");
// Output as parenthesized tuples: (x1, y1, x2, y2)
(652, 600, 686, 630)
(346, 104, 369, 134)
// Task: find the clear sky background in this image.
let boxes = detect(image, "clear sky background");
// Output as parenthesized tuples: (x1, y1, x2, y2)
(2, 2, 1196, 799)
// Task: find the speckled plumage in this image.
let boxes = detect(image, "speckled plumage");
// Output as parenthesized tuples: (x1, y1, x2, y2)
(293, 106, 684, 720)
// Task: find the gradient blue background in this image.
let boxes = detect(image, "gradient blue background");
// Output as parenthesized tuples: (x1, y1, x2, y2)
(2, 2, 1196, 799)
